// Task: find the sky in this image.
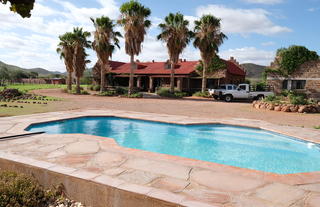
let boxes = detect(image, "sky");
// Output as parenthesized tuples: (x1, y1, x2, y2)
(0, 0, 319, 72)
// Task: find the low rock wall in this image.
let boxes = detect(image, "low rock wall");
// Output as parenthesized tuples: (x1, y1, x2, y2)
(252, 101, 320, 113)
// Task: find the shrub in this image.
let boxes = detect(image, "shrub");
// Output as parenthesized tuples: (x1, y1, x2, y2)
(0, 171, 57, 207)
(264, 95, 281, 103)
(256, 82, 266, 91)
(193, 91, 211, 98)
(98, 91, 117, 96)
(0, 88, 22, 99)
(89, 85, 100, 91)
(289, 94, 308, 105)
(314, 126, 320, 130)
(280, 90, 292, 97)
(127, 92, 143, 98)
(174, 91, 188, 98)
(64, 86, 89, 95)
(115, 87, 128, 95)
(157, 88, 187, 98)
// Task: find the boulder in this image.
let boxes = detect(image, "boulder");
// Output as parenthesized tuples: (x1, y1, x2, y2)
(267, 104, 275, 110)
(259, 104, 266, 109)
(310, 107, 317, 113)
(274, 106, 281, 111)
(290, 106, 299, 113)
(298, 106, 307, 113)
(281, 105, 290, 112)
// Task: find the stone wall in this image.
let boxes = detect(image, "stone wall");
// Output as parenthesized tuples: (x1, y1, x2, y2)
(267, 60, 320, 98)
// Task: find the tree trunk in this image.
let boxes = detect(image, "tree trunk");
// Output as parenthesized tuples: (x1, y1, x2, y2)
(128, 55, 135, 95)
(100, 64, 106, 93)
(67, 71, 72, 91)
(170, 62, 175, 93)
(76, 76, 81, 94)
(201, 62, 207, 93)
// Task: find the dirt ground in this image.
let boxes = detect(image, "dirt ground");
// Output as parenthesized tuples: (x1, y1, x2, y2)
(23, 88, 319, 129)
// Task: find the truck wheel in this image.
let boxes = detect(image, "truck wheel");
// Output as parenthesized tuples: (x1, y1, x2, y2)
(225, 95, 233, 102)
(257, 95, 264, 100)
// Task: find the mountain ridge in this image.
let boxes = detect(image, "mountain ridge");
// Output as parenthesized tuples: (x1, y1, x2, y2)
(241, 63, 267, 81)
(0, 61, 63, 76)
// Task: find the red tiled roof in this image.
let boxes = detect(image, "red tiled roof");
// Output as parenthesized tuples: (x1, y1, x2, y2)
(109, 60, 245, 76)
(224, 60, 246, 76)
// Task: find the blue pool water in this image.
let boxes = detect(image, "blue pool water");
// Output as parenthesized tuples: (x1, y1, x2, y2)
(26, 116, 320, 174)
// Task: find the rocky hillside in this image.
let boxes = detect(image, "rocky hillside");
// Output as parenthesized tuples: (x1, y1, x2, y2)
(241, 63, 267, 82)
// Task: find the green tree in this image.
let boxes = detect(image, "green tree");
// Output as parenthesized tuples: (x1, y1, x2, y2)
(57, 32, 75, 91)
(274, 45, 319, 75)
(193, 15, 227, 92)
(0, 66, 11, 85)
(118, 0, 151, 95)
(196, 55, 227, 75)
(71, 27, 91, 94)
(157, 13, 193, 93)
(91, 16, 121, 92)
(29, 71, 38, 78)
(11, 70, 29, 82)
(1, 0, 35, 18)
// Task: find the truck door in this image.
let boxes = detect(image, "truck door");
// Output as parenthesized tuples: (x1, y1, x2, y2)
(236, 84, 250, 99)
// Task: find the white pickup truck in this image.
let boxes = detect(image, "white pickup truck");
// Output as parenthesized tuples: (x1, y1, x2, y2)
(208, 83, 274, 102)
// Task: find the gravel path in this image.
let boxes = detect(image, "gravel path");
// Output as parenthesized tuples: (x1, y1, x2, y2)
(33, 89, 320, 128)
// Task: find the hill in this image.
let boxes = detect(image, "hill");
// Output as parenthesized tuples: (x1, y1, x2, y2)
(241, 63, 267, 82)
(0, 61, 63, 76)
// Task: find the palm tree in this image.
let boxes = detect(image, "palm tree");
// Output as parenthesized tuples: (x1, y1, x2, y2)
(71, 27, 91, 94)
(57, 32, 75, 91)
(157, 13, 193, 93)
(193, 15, 227, 93)
(118, 0, 151, 95)
(91, 16, 121, 92)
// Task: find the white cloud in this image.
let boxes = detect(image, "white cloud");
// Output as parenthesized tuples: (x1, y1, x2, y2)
(242, 0, 284, 5)
(308, 8, 319, 12)
(261, 41, 275, 46)
(196, 4, 291, 35)
(219, 47, 275, 65)
(0, 0, 283, 72)
(0, 0, 120, 72)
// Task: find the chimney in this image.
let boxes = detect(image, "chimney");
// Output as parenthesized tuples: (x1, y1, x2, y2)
(179, 59, 183, 63)
(152, 60, 155, 63)
(136, 59, 140, 63)
(229, 57, 240, 66)
(184, 59, 186, 62)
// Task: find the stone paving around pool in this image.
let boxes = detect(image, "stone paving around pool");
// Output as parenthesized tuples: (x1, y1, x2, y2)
(1, 110, 320, 207)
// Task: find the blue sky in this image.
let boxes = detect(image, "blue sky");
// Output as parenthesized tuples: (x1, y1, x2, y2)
(0, 0, 319, 72)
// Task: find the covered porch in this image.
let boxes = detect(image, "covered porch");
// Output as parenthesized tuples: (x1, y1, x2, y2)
(112, 74, 192, 92)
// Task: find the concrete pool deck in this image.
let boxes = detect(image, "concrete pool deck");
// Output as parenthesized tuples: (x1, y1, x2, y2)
(0, 109, 320, 207)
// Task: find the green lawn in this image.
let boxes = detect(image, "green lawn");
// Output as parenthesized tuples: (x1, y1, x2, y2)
(0, 84, 66, 93)
(0, 84, 90, 93)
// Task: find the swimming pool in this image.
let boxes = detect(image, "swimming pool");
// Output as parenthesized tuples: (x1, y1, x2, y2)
(26, 116, 320, 174)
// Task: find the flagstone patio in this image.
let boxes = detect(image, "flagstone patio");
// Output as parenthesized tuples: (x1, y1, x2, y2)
(0, 110, 320, 207)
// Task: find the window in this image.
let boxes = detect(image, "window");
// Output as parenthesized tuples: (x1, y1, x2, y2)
(239, 85, 246, 91)
(227, 85, 233, 90)
(291, 80, 306, 90)
(282, 80, 288, 90)
(282, 80, 306, 90)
